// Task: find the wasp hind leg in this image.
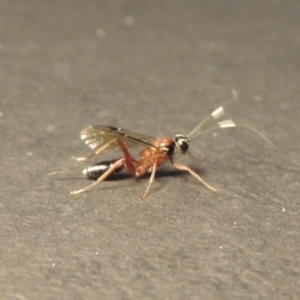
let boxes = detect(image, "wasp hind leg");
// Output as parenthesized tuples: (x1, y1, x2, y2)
(71, 158, 126, 195)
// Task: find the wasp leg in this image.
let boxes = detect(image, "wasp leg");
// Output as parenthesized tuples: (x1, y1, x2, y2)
(116, 139, 138, 176)
(173, 163, 218, 192)
(71, 158, 126, 194)
(72, 138, 117, 161)
(140, 160, 157, 201)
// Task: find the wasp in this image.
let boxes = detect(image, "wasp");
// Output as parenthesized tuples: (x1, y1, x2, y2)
(71, 91, 272, 200)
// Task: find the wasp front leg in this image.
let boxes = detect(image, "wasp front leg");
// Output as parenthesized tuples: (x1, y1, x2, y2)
(173, 163, 218, 192)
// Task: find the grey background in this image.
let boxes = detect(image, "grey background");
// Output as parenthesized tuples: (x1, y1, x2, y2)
(1, 0, 299, 299)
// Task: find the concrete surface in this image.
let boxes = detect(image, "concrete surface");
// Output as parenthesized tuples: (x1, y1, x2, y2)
(1, 0, 299, 299)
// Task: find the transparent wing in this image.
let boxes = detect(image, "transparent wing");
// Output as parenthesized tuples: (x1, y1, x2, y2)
(188, 91, 273, 146)
(80, 125, 158, 152)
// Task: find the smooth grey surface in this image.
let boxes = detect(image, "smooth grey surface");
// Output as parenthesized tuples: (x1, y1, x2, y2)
(1, 1, 299, 299)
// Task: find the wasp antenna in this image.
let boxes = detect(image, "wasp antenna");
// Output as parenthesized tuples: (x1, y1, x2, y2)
(231, 89, 238, 100)
(236, 124, 275, 148)
(189, 90, 238, 138)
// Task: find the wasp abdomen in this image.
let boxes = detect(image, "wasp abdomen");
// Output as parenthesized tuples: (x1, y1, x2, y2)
(83, 159, 125, 180)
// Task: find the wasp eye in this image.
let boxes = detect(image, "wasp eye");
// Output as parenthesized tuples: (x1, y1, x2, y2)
(178, 139, 189, 152)
(174, 134, 189, 153)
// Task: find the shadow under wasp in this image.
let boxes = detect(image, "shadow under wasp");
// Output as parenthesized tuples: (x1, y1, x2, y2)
(69, 91, 272, 200)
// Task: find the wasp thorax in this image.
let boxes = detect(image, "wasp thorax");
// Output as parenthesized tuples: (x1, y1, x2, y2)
(174, 134, 189, 153)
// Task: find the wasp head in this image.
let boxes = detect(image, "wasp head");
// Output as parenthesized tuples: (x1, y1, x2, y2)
(173, 134, 190, 154)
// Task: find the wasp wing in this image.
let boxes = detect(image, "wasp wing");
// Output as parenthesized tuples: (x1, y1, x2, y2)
(80, 125, 158, 152)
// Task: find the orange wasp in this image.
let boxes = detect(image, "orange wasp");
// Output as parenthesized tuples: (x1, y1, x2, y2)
(71, 91, 272, 200)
